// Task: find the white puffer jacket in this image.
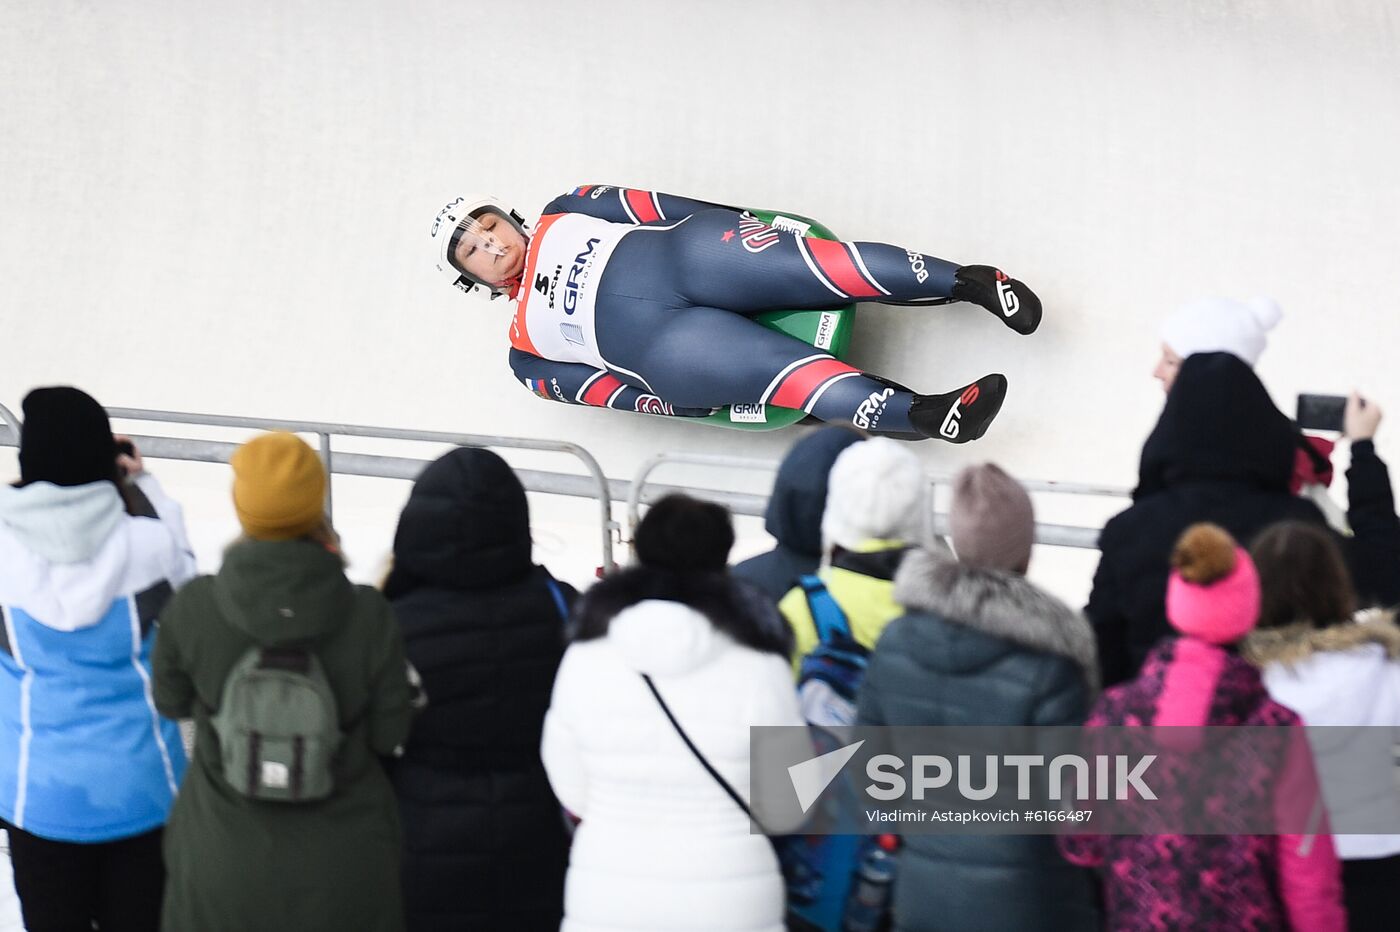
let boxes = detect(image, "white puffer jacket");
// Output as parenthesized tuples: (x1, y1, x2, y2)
(542, 571, 805, 932)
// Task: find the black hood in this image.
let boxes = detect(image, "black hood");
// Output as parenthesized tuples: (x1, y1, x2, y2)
(385, 447, 532, 595)
(1135, 352, 1299, 500)
(765, 428, 863, 556)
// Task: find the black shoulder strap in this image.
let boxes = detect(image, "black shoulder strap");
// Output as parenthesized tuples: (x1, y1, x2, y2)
(544, 576, 570, 623)
(641, 673, 762, 828)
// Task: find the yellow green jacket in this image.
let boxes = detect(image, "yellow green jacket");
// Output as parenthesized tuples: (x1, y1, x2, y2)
(779, 539, 912, 671)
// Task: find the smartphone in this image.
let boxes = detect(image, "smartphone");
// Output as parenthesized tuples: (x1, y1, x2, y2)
(1296, 394, 1347, 432)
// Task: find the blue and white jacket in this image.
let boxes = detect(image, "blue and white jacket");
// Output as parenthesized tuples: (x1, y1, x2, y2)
(0, 473, 195, 842)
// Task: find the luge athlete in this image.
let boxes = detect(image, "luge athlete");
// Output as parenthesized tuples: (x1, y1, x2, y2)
(431, 185, 1041, 441)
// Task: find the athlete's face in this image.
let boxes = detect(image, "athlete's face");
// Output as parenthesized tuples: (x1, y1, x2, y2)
(453, 211, 527, 288)
(1153, 343, 1184, 392)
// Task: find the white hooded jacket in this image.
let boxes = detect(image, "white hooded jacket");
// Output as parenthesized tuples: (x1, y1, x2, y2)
(0, 473, 197, 841)
(542, 589, 805, 932)
(1245, 610, 1400, 860)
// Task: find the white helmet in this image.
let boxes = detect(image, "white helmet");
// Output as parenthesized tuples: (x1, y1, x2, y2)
(430, 195, 529, 297)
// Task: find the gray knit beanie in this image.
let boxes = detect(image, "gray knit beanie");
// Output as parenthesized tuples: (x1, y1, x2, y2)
(949, 463, 1034, 574)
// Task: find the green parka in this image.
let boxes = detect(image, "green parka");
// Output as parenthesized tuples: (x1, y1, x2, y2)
(152, 539, 414, 932)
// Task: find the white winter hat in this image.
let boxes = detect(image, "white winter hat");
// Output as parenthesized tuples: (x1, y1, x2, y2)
(820, 437, 926, 551)
(1160, 296, 1283, 367)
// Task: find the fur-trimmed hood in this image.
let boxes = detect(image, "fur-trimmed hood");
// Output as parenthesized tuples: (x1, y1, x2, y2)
(893, 548, 1099, 692)
(572, 565, 793, 660)
(1243, 609, 1400, 669)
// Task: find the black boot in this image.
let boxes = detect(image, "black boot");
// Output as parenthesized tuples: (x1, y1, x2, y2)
(909, 374, 1008, 443)
(951, 266, 1042, 335)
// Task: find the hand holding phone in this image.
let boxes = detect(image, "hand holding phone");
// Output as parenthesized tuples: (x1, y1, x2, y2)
(1343, 392, 1382, 441)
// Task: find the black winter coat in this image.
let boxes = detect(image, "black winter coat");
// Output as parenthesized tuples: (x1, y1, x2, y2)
(1089, 354, 1400, 686)
(856, 549, 1101, 932)
(1338, 438, 1400, 610)
(1088, 354, 1332, 687)
(383, 448, 574, 932)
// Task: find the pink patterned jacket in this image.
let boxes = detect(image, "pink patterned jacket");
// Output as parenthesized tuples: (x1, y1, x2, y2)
(1059, 637, 1346, 931)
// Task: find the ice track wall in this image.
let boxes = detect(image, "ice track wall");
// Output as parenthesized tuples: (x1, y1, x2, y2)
(2, 0, 1398, 590)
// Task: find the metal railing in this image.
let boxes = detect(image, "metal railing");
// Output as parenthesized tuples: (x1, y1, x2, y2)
(627, 453, 776, 531)
(629, 454, 1133, 551)
(928, 472, 1133, 549)
(0, 405, 1133, 566)
(0, 404, 625, 569)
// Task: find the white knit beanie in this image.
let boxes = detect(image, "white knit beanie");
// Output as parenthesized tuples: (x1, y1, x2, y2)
(820, 437, 926, 551)
(1159, 296, 1283, 367)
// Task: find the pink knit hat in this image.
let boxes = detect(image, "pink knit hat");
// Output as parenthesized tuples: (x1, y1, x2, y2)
(1165, 524, 1261, 645)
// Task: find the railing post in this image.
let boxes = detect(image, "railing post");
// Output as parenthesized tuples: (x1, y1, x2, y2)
(603, 513, 619, 574)
(0, 403, 20, 443)
(317, 432, 333, 523)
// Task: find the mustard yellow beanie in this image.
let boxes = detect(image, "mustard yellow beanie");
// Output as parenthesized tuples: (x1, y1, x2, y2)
(230, 432, 327, 541)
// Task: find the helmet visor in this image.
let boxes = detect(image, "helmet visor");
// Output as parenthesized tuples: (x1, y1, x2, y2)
(454, 216, 508, 258)
(446, 206, 527, 290)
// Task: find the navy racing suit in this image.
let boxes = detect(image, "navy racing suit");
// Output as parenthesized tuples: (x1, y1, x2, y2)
(506, 185, 1003, 437)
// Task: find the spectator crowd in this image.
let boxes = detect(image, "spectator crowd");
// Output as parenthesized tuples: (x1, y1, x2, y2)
(1, 296, 1398, 931)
